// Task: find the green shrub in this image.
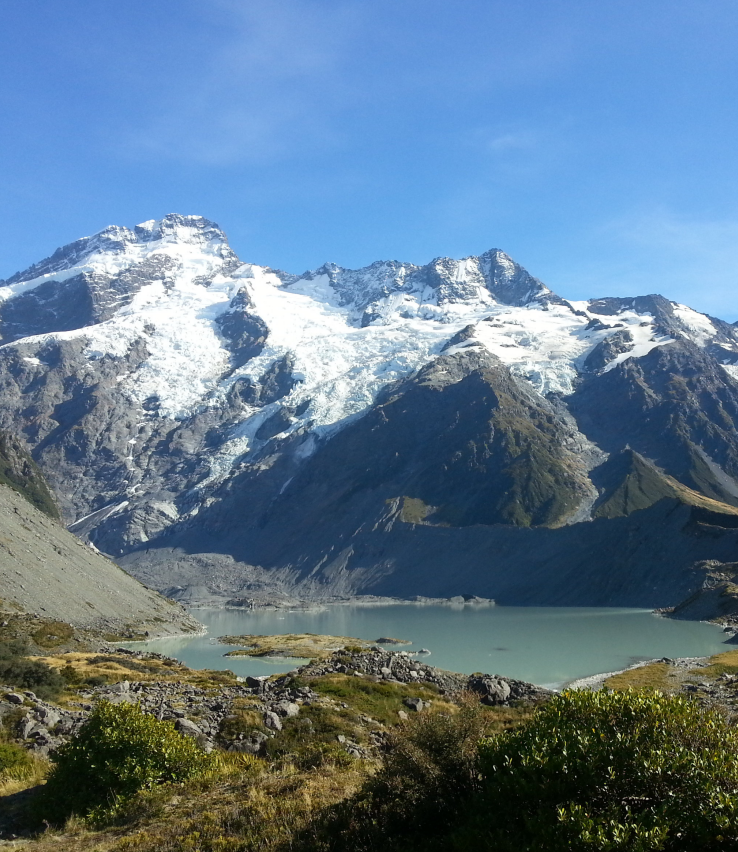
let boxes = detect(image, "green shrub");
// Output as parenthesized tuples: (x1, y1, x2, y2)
(0, 640, 65, 700)
(465, 689, 738, 851)
(301, 697, 493, 851)
(0, 741, 33, 779)
(38, 700, 211, 823)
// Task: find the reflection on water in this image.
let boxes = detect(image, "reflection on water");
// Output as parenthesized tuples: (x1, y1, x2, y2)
(127, 605, 730, 688)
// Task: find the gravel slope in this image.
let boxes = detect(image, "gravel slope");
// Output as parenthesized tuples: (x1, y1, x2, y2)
(0, 482, 201, 636)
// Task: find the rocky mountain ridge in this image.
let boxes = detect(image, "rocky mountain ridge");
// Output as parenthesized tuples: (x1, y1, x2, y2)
(2, 214, 738, 606)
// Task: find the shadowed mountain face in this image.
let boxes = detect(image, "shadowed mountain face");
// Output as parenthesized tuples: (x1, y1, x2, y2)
(569, 341, 738, 506)
(245, 348, 597, 532)
(2, 214, 738, 606)
(0, 430, 59, 519)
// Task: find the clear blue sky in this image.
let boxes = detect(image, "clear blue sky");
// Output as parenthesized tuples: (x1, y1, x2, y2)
(2, 0, 738, 319)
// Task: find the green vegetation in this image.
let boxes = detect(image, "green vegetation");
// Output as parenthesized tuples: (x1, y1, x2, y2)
(0, 741, 33, 779)
(300, 696, 504, 851)
(307, 673, 446, 725)
(0, 430, 59, 519)
(32, 620, 74, 650)
(301, 690, 738, 851)
(0, 639, 65, 700)
(465, 690, 738, 851)
(6, 666, 738, 851)
(593, 449, 738, 520)
(38, 701, 212, 824)
(399, 496, 433, 524)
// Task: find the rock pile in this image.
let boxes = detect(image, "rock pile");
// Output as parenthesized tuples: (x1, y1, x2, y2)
(300, 648, 551, 704)
(0, 687, 87, 757)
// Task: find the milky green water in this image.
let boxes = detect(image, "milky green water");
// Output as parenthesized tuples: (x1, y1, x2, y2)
(129, 605, 731, 688)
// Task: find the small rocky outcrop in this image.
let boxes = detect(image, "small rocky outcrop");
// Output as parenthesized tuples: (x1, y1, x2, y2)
(300, 648, 552, 704)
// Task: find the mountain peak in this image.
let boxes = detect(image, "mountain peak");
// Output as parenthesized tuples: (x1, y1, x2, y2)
(0, 214, 231, 289)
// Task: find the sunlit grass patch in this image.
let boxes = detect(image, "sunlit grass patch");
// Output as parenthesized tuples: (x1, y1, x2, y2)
(603, 661, 676, 692)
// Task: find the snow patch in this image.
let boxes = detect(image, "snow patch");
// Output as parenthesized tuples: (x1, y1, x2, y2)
(672, 305, 718, 347)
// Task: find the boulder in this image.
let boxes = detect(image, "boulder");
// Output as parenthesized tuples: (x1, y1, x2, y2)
(264, 711, 282, 731)
(175, 718, 203, 738)
(467, 675, 511, 706)
(229, 731, 268, 756)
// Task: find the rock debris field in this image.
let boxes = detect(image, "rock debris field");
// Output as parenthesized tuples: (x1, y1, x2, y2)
(1, 646, 551, 761)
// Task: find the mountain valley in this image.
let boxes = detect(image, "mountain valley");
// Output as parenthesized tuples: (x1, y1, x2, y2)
(2, 214, 738, 608)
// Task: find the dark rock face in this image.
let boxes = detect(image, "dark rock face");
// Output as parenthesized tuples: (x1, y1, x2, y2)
(0, 430, 58, 518)
(216, 287, 269, 370)
(568, 341, 738, 506)
(583, 329, 634, 372)
(239, 347, 597, 531)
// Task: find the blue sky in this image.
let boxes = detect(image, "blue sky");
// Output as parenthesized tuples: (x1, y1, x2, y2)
(2, 0, 738, 319)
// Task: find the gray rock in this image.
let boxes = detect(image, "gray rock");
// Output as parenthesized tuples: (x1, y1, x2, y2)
(263, 711, 282, 731)
(17, 716, 39, 739)
(273, 701, 299, 718)
(467, 675, 512, 706)
(5, 692, 24, 705)
(35, 706, 60, 728)
(229, 731, 268, 756)
(174, 718, 202, 738)
(403, 697, 427, 712)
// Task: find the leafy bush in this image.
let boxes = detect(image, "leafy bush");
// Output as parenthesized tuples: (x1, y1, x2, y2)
(301, 696, 494, 851)
(39, 700, 211, 823)
(464, 689, 738, 851)
(0, 741, 33, 779)
(0, 639, 65, 700)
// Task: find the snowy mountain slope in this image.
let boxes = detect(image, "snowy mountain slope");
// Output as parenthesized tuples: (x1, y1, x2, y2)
(2, 214, 738, 604)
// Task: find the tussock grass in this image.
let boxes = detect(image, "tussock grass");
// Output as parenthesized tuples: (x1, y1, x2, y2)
(10, 755, 370, 852)
(36, 652, 237, 689)
(603, 662, 675, 692)
(696, 648, 738, 680)
(306, 674, 451, 725)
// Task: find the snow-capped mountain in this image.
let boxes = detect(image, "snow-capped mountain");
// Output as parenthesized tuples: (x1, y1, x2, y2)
(3, 214, 738, 606)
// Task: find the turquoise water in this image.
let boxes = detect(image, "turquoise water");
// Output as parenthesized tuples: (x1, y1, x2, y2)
(129, 605, 731, 688)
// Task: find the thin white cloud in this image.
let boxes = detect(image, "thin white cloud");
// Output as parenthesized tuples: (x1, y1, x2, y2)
(121, 1, 364, 165)
(115, 1, 584, 167)
(563, 208, 738, 321)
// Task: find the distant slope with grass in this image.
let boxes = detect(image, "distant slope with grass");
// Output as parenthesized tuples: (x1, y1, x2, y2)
(0, 431, 58, 519)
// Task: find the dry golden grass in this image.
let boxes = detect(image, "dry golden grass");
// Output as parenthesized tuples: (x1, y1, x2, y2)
(34, 652, 238, 691)
(695, 649, 738, 680)
(220, 633, 374, 660)
(603, 662, 676, 692)
(37, 652, 178, 680)
(9, 754, 372, 852)
(0, 753, 50, 798)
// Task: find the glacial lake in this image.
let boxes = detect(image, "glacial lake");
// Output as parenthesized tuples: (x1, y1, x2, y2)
(129, 605, 731, 689)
